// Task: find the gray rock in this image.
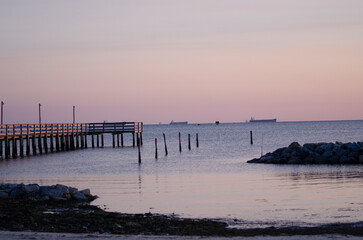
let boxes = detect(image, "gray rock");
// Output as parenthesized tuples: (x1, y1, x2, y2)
(55, 184, 69, 194)
(337, 149, 349, 157)
(327, 155, 339, 164)
(10, 184, 27, 198)
(41, 186, 68, 200)
(287, 157, 302, 164)
(288, 142, 301, 150)
(342, 142, 360, 152)
(23, 184, 40, 194)
(72, 191, 87, 201)
(315, 156, 329, 164)
(293, 148, 310, 159)
(69, 187, 78, 194)
(260, 156, 274, 163)
(80, 189, 91, 197)
(272, 147, 286, 156)
(247, 158, 262, 163)
(340, 156, 357, 164)
(36, 195, 50, 201)
(322, 150, 333, 159)
(0, 191, 9, 199)
(303, 143, 319, 151)
(0, 183, 17, 190)
(359, 155, 363, 164)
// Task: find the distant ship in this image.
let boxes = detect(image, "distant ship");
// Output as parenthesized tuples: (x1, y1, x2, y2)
(170, 120, 188, 125)
(249, 117, 277, 123)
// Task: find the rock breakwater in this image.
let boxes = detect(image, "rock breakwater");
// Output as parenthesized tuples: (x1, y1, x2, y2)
(0, 183, 97, 202)
(248, 141, 363, 164)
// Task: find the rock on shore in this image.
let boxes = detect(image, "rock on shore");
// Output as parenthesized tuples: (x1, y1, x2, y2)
(248, 141, 363, 164)
(0, 183, 97, 202)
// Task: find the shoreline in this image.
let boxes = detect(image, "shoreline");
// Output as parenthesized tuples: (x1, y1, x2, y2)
(1, 199, 363, 237)
(0, 231, 362, 240)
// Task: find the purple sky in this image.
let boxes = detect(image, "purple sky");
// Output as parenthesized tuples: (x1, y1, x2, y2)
(1, 0, 363, 124)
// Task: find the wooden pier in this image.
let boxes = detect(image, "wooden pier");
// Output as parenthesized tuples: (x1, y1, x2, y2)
(0, 122, 143, 159)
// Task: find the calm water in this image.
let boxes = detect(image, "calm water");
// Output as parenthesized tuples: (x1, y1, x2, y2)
(1, 120, 363, 228)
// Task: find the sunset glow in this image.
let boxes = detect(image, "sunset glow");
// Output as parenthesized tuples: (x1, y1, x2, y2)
(1, 0, 363, 124)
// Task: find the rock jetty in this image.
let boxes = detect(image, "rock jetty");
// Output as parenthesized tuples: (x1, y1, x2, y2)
(0, 183, 97, 202)
(248, 141, 363, 164)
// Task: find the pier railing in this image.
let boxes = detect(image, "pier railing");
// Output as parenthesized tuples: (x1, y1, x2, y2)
(0, 122, 143, 139)
(0, 122, 143, 159)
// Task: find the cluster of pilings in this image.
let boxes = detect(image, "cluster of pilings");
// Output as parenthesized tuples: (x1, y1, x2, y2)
(153, 132, 199, 159)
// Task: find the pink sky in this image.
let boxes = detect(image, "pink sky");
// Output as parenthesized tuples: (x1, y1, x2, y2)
(1, 0, 363, 124)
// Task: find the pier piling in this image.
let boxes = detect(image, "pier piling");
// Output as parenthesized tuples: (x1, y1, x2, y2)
(188, 134, 191, 150)
(250, 131, 253, 145)
(155, 138, 158, 159)
(163, 133, 168, 156)
(179, 132, 182, 152)
(196, 133, 199, 148)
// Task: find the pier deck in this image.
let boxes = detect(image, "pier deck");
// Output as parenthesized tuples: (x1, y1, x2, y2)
(0, 122, 143, 159)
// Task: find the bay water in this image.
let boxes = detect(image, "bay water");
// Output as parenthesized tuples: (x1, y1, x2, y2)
(1, 120, 363, 228)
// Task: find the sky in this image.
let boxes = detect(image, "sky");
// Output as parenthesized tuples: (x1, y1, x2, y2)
(1, 0, 363, 124)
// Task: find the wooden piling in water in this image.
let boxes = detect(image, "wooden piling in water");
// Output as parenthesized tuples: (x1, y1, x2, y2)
(26, 125, 30, 155)
(0, 139, 3, 159)
(96, 134, 99, 148)
(250, 131, 253, 145)
(20, 125, 24, 157)
(44, 125, 48, 153)
(196, 133, 199, 148)
(132, 133, 135, 147)
(117, 134, 120, 147)
(5, 125, 9, 159)
(121, 133, 124, 147)
(188, 134, 191, 150)
(80, 125, 84, 148)
(155, 138, 158, 159)
(70, 125, 75, 150)
(50, 125, 54, 152)
(112, 134, 115, 148)
(101, 134, 104, 148)
(84, 132, 88, 148)
(163, 133, 168, 156)
(32, 125, 36, 155)
(137, 134, 141, 164)
(76, 125, 79, 149)
(140, 133, 143, 146)
(66, 125, 70, 150)
(38, 125, 43, 154)
(179, 132, 182, 152)
(56, 125, 60, 152)
(12, 125, 17, 158)
(61, 125, 65, 151)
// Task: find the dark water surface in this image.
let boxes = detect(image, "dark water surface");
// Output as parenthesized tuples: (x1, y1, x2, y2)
(1, 120, 363, 227)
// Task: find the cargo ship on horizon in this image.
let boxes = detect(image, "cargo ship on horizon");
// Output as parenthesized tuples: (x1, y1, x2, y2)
(170, 120, 188, 125)
(249, 117, 277, 123)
